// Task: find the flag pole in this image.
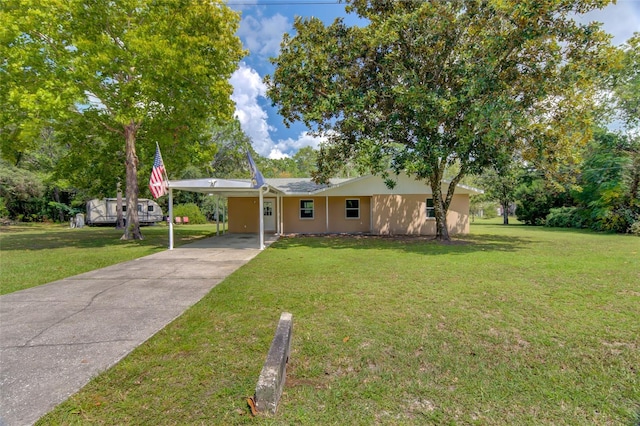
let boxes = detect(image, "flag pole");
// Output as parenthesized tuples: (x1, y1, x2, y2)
(169, 188, 174, 250)
(156, 142, 170, 184)
(154, 142, 172, 249)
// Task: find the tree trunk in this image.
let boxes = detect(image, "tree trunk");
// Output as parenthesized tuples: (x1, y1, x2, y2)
(53, 187, 65, 223)
(116, 183, 124, 230)
(629, 153, 639, 203)
(121, 120, 143, 240)
(429, 174, 450, 241)
(502, 202, 509, 225)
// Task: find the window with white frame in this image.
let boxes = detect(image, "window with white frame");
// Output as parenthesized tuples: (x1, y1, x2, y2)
(345, 199, 360, 219)
(300, 199, 314, 219)
(426, 198, 435, 218)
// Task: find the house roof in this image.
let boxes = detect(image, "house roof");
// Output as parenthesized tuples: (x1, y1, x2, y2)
(168, 174, 483, 197)
(264, 178, 352, 194)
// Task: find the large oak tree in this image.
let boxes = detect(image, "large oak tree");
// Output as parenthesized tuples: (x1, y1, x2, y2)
(2, 0, 244, 239)
(266, 0, 617, 240)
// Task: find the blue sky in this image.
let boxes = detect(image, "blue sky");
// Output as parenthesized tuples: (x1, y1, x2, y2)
(228, 0, 640, 159)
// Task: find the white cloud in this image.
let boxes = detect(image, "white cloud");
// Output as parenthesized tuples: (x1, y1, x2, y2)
(237, 13, 290, 57)
(230, 63, 327, 159)
(268, 148, 288, 159)
(271, 131, 327, 157)
(230, 63, 274, 156)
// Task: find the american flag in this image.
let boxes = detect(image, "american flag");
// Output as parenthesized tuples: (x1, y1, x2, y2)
(149, 144, 167, 198)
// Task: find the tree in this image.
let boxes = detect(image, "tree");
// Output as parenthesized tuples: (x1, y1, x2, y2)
(575, 131, 639, 233)
(209, 120, 255, 179)
(613, 34, 640, 212)
(3, 0, 244, 239)
(266, 0, 617, 240)
(514, 171, 571, 226)
(478, 164, 521, 225)
(613, 34, 639, 131)
(293, 146, 318, 176)
(0, 159, 45, 221)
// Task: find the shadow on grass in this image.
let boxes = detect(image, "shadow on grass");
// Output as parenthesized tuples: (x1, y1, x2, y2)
(270, 233, 532, 255)
(0, 225, 216, 251)
(472, 220, 628, 239)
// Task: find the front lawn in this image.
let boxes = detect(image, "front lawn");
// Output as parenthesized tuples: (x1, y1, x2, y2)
(37, 222, 640, 425)
(0, 223, 224, 295)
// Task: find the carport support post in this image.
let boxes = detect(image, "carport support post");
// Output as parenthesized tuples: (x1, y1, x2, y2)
(276, 194, 281, 235)
(216, 195, 220, 236)
(169, 188, 174, 250)
(326, 195, 329, 232)
(259, 187, 265, 250)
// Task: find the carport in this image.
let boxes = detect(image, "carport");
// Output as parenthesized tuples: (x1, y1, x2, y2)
(166, 178, 284, 250)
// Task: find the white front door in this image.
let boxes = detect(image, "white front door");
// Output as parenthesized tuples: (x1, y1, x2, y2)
(263, 199, 276, 232)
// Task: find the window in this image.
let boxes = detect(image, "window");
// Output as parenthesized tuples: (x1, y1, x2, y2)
(137, 204, 143, 212)
(122, 205, 127, 212)
(345, 199, 360, 219)
(426, 198, 435, 218)
(300, 199, 314, 219)
(148, 205, 154, 212)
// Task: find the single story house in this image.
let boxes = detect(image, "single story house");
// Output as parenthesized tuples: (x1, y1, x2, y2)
(168, 173, 482, 249)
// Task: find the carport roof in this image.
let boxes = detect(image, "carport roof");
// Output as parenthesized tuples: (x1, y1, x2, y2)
(167, 178, 271, 196)
(167, 177, 352, 196)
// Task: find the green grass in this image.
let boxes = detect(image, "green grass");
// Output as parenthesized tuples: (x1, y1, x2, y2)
(0, 223, 225, 295)
(29, 221, 640, 424)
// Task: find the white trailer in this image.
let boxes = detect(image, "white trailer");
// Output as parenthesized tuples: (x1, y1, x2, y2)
(86, 198, 164, 225)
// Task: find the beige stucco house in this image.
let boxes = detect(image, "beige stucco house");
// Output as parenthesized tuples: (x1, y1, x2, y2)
(168, 173, 481, 248)
(227, 174, 481, 236)
(178, 175, 481, 235)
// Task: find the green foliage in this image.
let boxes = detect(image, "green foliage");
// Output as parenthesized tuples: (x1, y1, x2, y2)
(172, 203, 206, 224)
(0, 197, 9, 219)
(200, 196, 226, 222)
(0, 160, 46, 221)
(3, 0, 245, 239)
(613, 33, 640, 130)
(546, 207, 582, 228)
(515, 175, 570, 226)
(477, 163, 521, 224)
(573, 131, 639, 233)
(266, 0, 617, 240)
(253, 146, 320, 178)
(52, 117, 125, 199)
(521, 131, 640, 233)
(47, 202, 82, 217)
(598, 206, 639, 233)
(208, 119, 254, 179)
(470, 195, 499, 220)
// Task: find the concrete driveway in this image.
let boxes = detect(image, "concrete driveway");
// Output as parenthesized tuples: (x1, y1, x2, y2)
(0, 233, 278, 426)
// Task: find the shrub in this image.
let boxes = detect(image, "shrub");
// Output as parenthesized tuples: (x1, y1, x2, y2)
(0, 197, 9, 219)
(172, 203, 207, 224)
(630, 221, 640, 236)
(546, 207, 579, 228)
(515, 177, 571, 226)
(0, 161, 47, 221)
(601, 207, 639, 234)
